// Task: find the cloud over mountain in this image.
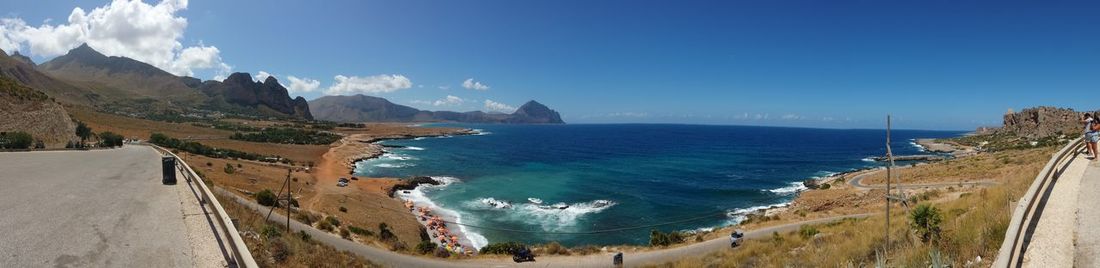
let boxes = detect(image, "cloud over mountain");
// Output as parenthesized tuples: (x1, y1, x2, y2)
(0, 0, 230, 78)
(325, 74, 412, 95)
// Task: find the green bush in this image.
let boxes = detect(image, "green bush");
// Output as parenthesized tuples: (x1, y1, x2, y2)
(820, 183, 832, 190)
(230, 127, 341, 145)
(479, 242, 527, 255)
(98, 132, 124, 147)
(798, 225, 820, 239)
(649, 229, 685, 247)
(379, 222, 396, 242)
(223, 163, 235, 174)
(255, 189, 277, 207)
(297, 230, 311, 241)
(910, 203, 944, 242)
(317, 220, 334, 232)
(348, 226, 373, 236)
(0, 131, 34, 149)
(260, 224, 281, 238)
(339, 228, 351, 239)
(150, 133, 278, 162)
(339, 206, 347, 213)
(325, 216, 341, 227)
(416, 240, 438, 255)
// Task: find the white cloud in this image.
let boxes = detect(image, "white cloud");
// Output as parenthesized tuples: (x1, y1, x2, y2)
(484, 99, 515, 113)
(324, 74, 412, 95)
(253, 71, 273, 82)
(286, 76, 320, 94)
(438, 85, 450, 90)
(433, 95, 464, 106)
(0, 0, 230, 78)
(781, 114, 804, 120)
(462, 78, 490, 90)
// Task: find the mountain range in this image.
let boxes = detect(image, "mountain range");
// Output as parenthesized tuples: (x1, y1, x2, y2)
(309, 95, 564, 123)
(0, 43, 563, 130)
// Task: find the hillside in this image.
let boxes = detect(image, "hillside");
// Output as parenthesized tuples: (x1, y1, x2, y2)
(34, 44, 312, 120)
(0, 48, 99, 106)
(309, 94, 564, 124)
(0, 76, 76, 147)
(38, 43, 206, 104)
(1000, 106, 1098, 139)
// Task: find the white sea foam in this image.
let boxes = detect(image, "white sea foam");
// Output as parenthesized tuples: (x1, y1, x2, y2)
(765, 182, 807, 194)
(413, 137, 427, 141)
(403, 146, 425, 151)
(382, 154, 416, 161)
(721, 202, 793, 226)
(462, 197, 617, 231)
(861, 157, 876, 162)
(473, 129, 492, 136)
(528, 198, 543, 204)
(395, 176, 487, 249)
(375, 163, 415, 168)
(910, 139, 926, 152)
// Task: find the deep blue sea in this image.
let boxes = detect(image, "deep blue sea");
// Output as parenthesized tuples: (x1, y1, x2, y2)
(353, 124, 962, 247)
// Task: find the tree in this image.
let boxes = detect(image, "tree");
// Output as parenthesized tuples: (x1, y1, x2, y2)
(75, 121, 92, 146)
(98, 132, 124, 148)
(255, 189, 277, 207)
(910, 203, 944, 242)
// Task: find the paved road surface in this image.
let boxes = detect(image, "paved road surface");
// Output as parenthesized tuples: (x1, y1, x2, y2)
(1077, 156, 1100, 267)
(847, 167, 997, 190)
(222, 188, 869, 268)
(0, 147, 223, 267)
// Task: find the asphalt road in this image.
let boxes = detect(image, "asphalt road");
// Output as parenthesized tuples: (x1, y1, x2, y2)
(847, 167, 997, 190)
(0, 146, 216, 267)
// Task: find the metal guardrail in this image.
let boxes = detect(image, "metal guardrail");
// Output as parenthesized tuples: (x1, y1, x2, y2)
(994, 137, 1084, 267)
(148, 144, 258, 268)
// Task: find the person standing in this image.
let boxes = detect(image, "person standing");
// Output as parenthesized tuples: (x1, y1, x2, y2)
(1084, 113, 1099, 160)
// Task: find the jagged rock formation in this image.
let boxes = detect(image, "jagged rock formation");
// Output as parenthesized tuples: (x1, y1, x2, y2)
(10, 51, 34, 66)
(199, 73, 313, 120)
(309, 95, 564, 124)
(0, 76, 76, 148)
(999, 106, 1100, 139)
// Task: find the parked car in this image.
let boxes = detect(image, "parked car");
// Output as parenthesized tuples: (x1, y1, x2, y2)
(337, 177, 350, 187)
(512, 247, 535, 263)
(730, 229, 745, 247)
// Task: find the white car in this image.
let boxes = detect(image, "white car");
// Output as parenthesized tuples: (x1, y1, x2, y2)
(730, 229, 745, 247)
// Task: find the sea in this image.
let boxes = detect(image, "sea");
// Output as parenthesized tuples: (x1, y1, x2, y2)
(352, 124, 963, 247)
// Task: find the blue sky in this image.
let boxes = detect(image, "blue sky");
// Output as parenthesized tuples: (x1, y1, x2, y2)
(2, 0, 1099, 130)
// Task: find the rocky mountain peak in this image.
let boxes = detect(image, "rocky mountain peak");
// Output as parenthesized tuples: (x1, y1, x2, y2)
(10, 51, 35, 66)
(510, 100, 563, 124)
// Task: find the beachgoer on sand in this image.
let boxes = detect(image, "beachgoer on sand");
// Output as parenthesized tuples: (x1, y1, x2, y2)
(1085, 113, 1099, 160)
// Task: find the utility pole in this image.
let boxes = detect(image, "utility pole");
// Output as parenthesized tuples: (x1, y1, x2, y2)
(264, 169, 294, 231)
(884, 115, 893, 260)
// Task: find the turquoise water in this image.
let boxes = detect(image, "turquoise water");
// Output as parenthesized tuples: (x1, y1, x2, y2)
(354, 124, 961, 247)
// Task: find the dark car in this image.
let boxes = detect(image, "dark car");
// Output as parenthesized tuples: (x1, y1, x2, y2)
(512, 247, 535, 263)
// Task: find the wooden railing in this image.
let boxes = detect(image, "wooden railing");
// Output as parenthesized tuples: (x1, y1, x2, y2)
(994, 137, 1084, 267)
(148, 144, 258, 268)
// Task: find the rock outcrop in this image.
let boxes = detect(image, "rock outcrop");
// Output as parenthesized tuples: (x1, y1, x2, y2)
(309, 94, 565, 124)
(0, 76, 76, 148)
(10, 51, 34, 66)
(999, 106, 1099, 139)
(200, 73, 313, 120)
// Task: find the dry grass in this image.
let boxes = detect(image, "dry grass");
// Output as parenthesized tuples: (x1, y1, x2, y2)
(216, 191, 381, 268)
(861, 148, 1053, 185)
(651, 147, 1056, 267)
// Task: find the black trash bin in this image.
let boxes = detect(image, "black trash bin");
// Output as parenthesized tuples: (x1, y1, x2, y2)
(162, 156, 177, 185)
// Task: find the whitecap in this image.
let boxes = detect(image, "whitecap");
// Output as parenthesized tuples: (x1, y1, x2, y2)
(395, 177, 487, 249)
(909, 139, 926, 152)
(764, 182, 807, 194)
(861, 157, 876, 162)
(375, 163, 415, 168)
(467, 197, 513, 209)
(403, 146, 425, 151)
(528, 198, 543, 204)
(413, 137, 427, 141)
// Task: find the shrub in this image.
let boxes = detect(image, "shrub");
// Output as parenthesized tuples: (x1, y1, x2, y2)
(416, 240, 438, 255)
(545, 241, 570, 255)
(325, 216, 341, 227)
(820, 183, 832, 190)
(295, 211, 319, 225)
(297, 230, 311, 241)
(910, 203, 943, 242)
(649, 229, 685, 247)
(480, 242, 527, 255)
(317, 220, 334, 232)
(348, 226, 373, 236)
(75, 121, 92, 144)
(255, 189, 277, 207)
(270, 238, 290, 263)
(339, 228, 351, 239)
(98, 132, 124, 147)
(434, 247, 451, 258)
(339, 206, 347, 213)
(260, 224, 281, 238)
(379, 222, 396, 242)
(798, 225, 820, 239)
(224, 163, 235, 174)
(0, 131, 33, 149)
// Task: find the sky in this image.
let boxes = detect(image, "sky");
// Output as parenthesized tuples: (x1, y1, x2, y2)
(1, 0, 1099, 130)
